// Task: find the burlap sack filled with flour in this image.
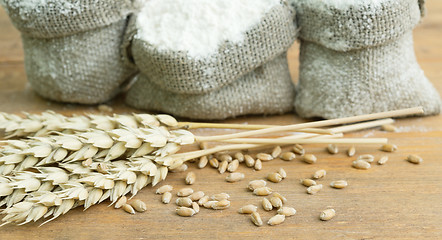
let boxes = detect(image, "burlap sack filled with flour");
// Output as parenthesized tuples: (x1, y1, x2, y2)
(130, 0, 296, 94)
(292, 0, 441, 119)
(1, 0, 140, 104)
(126, 54, 295, 120)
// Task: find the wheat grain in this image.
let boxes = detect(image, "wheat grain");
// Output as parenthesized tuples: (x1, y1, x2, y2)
(198, 156, 208, 169)
(272, 192, 288, 204)
(280, 152, 296, 161)
(189, 191, 205, 201)
(209, 158, 219, 168)
(162, 192, 172, 204)
(227, 160, 239, 172)
(378, 156, 389, 165)
(357, 154, 375, 163)
(313, 169, 326, 179)
(185, 172, 196, 185)
(277, 207, 296, 216)
(250, 212, 263, 226)
(197, 196, 210, 206)
(278, 168, 287, 179)
(211, 193, 230, 201)
(330, 180, 348, 189)
(212, 199, 231, 210)
(257, 153, 273, 161)
(244, 155, 255, 167)
(122, 204, 136, 214)
(270, 196, 283, 208)
(192, 202, 200, 213)
(267, 173, 283, 183)
(131, 199, 147, 212)
(347, 146, 356, 157)
(292, 144, 305, 155)
(352, 160, 371, 170)
(307, 184, 323, 195)
(268, 214, 285, 226)
(218, 160, 228, 174)
(261, 198, 273, 211)
(176, 197, 193, 207)
(226, 172, 245, 183)
(248, 180, 266, 191)
(114, 196, 127, 209)
(381, 144, 397, 152)
(271, 146, 282, 158)
(177, 188, 194, 197)
(327, 144, 339, 154)
(407, 154, 423, 164)
(254, 159, 262, 171)
(156, 185, 173, 194)
(176, 207, 195, 217)
(218, 154, 232, 163)
(238, 204, 258, 214)
(234, 152, 244, 163)
(303, 154, 317, 164)
(253, 187, 272, 196)
(319, 209, 336, 221)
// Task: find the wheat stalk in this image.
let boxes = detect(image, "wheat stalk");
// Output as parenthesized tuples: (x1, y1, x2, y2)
(0, 108, 422, 226)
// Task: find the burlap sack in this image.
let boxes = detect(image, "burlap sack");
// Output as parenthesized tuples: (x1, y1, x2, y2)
(130, 2, 296, 94)
(126, 54, 295, 120)
(292, 0, 441, 119)
(1, 0, 139, 104)
(1, 0, 139, 38)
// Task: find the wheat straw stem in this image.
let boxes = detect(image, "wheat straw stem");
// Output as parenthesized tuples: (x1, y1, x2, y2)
(217, 138, 388, 145)
(169, 133, 343, 162)
(330, 118, 394, 133)
(195, 107, 423, 141)
(177, 122, 332, 134)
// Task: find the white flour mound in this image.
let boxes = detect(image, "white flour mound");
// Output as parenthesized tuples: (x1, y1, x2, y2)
(136, 0, 280, 58)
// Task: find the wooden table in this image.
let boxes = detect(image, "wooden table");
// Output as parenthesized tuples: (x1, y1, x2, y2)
(0, 2, 441, 239)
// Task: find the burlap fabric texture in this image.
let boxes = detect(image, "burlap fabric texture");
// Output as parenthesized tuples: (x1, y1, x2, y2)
(293, 0, 441, 119)
(126, 54, 295, 120)
(2, 0, 139, 104)
(129, 2, 296, 94)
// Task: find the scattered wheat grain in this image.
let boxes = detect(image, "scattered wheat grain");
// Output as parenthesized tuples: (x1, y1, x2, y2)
(262, 198, 273, 211)
(330, 180, 348, 189)
(352, 160, 371, 170)
(319, 209, 336, 221)
(226, 172, 245, 183)
(238, 204, 258, 214)
(407, 154, 423, 164)
(313, 169, 326, 179)
(303, 154, 317, 164)
(378, 156, 389, 165)
(381, 144, 397, 152)
(251, 212, 263, 227)
(307, 184, 323, 195)
(268, 214, 285, 226)
(177, 188, 194, 197)
(185, 172, 196, 185)
(327, 144, 338, 154)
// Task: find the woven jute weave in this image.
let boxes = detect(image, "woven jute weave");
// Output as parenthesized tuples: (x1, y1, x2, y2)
(292, 0, 441, 119)
(2, 0, 139, 104)
(2, 0, 139, 38)
(126, 54, 295, 120)
(129, 2, 296, 94)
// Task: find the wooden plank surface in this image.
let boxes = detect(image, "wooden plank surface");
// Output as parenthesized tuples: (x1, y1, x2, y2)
(0, 2, 441, 239)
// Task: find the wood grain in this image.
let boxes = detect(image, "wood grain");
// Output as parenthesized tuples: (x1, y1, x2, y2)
(0, 2, 441, 240)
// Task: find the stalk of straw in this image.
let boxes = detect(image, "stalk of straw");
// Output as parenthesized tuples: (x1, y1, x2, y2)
(195, 107, 423, 141)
